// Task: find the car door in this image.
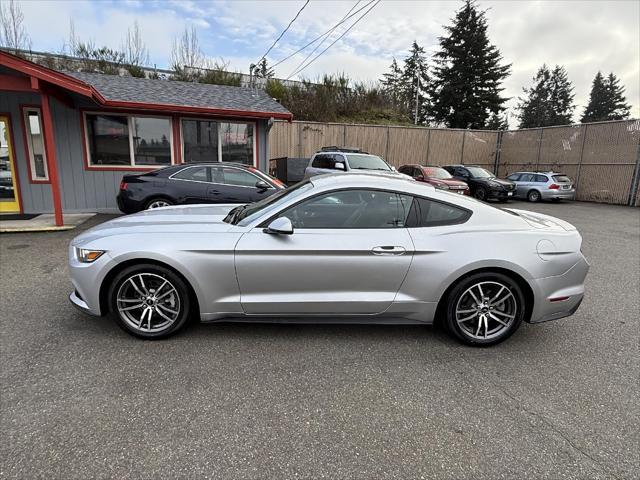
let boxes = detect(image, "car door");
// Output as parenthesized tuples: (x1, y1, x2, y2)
(208, 165, 272, 203)
(167, 165, 211, 204)
(517, 173, 534, 196)
(234, 189, 415, 315)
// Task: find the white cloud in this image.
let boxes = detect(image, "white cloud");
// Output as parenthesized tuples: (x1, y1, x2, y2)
(17, 0, 639, 121)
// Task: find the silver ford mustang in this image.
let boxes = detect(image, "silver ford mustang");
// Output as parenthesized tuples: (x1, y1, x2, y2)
(69, 173, 589, 346)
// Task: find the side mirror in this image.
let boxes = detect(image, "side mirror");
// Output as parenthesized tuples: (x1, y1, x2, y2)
(255, 180, 270, 191)
(334, 162, 346, 171)
(264, 217, 293, 235)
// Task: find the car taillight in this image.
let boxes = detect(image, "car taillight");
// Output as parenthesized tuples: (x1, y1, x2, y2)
(119, 180, 128, 190)
(548, 184, 560, 190)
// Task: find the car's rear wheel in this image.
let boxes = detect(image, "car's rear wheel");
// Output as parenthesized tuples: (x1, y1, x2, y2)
(475, 187, 487, 201)
(527, 190, 541, 202)
(108, 264, 191, 339)
(445, 272, 524, 346)
(145, 198, 173, 210)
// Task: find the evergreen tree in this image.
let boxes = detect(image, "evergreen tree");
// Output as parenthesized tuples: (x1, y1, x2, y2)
(517, 64, 575, 127)
(400, 41, 430, 124)
(486, 111, 509, 130)
(582, 71, 631, 122)
(380, 58, 404, 105)
(255, 58, 274, 78)
(429, 0, 511, 129)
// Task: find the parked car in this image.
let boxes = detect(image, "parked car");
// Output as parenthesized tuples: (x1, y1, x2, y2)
(116, 163, 286, 214)
(506, 171, 576, 202)
(69, 172, 589, 346)
(398, 164, 470, 195)
(443, 164, 516, 201)
(303, 146, 401, 178)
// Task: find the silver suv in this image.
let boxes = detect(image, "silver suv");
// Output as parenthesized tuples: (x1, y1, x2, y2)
(304, 147, 398, 179)
(506, 171, 575, 202)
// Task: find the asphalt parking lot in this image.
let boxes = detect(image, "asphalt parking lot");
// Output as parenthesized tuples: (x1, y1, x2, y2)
(1, 200, 638, 479)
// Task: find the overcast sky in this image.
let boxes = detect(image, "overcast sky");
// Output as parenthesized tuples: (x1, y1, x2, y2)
(18, 0, 640, 123)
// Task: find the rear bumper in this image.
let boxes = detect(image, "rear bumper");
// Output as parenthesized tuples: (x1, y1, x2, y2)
(541, 189, 575, 200)
(116, 192, 143, 214)
(528, 255, 590, 324)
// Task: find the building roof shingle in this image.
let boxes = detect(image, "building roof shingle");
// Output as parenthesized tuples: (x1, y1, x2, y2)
(65, 71, 291, 118)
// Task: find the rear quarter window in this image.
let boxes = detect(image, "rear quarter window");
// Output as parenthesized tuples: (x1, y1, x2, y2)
(552, 175, 571, 183)
(408, 197, 472, 227)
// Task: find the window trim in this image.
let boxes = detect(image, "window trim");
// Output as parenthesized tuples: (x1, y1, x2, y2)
(21, 105, 50, 183)
(169, 164, 266, 189)
(81, 110, 175, 170)
(179, 116, 257, 167)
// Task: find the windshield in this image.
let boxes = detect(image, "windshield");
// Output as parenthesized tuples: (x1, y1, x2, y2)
(467, 167, 495, 178)
(424, 167, 452, 179)
(225, 181, 314, 226)
(346, 154, 391, 171)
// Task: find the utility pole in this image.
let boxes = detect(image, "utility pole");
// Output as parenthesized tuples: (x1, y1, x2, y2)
(249, 63, 255, 88)
(413, 70, 420, 125)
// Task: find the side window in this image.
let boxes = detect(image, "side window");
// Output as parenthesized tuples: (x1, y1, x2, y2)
(535, 174, 548, 183)
(520, 173, 535, 182)
(410, 197, 471, 227)
(311, 154, 333, 169)
(172, 166, 210, 182)
(507, 173, 521, 181)
(215, 166, 259, 187)
(279, 189, 412, 229)
(454, 167, 469, 177)
(413, 167, 424, 179)
(398, 166, 410, 175)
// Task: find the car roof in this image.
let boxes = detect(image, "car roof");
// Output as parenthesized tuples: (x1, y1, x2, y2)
(309, 171, 434, 192)
(174, 162, 254, 169)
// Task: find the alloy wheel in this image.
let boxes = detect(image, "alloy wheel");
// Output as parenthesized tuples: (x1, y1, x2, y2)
(454, 281, 517, 341)
(116, 273, 181, 333)
(147, 199, 171, 209)
(528, 191, 540, 202)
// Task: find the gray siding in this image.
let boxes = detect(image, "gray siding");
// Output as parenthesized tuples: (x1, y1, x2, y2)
(0, 91, 53, 213)
(1, 90, 272, 214)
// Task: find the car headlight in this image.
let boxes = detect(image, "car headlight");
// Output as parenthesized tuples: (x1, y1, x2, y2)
(75, 248, 105, 263)
(434, 183, 449, 190)
(488, 181, 500, 187)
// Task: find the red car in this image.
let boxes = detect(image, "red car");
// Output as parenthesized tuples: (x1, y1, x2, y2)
(398, 165, 470, 195)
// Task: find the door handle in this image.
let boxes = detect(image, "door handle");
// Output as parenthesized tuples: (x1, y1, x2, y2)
(371, 246, 406, 255)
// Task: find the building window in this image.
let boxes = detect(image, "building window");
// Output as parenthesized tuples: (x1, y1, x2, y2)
(182, 119, 218, 163)
(23, 108, 49, 181)
(84, 113, 173, 167)
(181, 119, 255, 165)
(221, 122, 254, 165)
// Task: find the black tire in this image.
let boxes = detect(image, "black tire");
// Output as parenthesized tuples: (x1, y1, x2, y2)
(108, 263, 191, 339)
(145, 197, 174, 210)
(444, 272, 525, 347)
(475, 187, 487, 201)
(527, 190, 541, 202)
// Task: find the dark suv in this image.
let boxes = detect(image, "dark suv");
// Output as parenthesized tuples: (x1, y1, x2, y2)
(442, 165, 515, 201)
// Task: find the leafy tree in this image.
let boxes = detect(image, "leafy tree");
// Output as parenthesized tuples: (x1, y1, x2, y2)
(517, 64, 575, 127)
(254, 58, 274, 78)
(401, 41, 429, 124)
(429, 0, 511, 129)
(0, 0, 31, 53)
(582, 71, 631, 122)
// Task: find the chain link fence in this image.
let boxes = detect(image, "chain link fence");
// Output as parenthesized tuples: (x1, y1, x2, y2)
(269, 119, 640, 206)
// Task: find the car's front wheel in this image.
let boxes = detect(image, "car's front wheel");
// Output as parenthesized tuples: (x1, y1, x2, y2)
(108, 264, 191, 339)
(445, 272, 525, 346)
(474, 186, 487, 201)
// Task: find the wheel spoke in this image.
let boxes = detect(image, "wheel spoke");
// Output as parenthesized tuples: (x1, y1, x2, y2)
(457, 312, 478, 323)
(119, 303, 144, 311)
(147, 308, 153, 330)
(156, 287, 176, 301)
(137, 307, 148, 328)
(489, 286, 505, 304)
(157, 304, 178, 316)
(138, 275, 149, 294)
(492, 310, 515, 319)
(492, 291, 514, 306)
(154, 306, 174, 322)
(118, 298, 142, 304)
(128, 277, 145, 297)
(155, 279, 169, 296)
(475, 315, 484, 336)
(468, 289, 481, 305)
(488, 312, 509, 326)
(477, 283, 484, 300)
(457, 308, 476, 314)
(483, 316, 488, 338)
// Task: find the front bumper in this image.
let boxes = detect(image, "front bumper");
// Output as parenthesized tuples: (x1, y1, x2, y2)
(488, 188, 515, 199)
(528, 255, 590, 324)
(69, 290, 101, 316)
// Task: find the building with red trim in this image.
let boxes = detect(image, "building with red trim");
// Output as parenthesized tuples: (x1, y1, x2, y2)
(0, 51, 292, 225)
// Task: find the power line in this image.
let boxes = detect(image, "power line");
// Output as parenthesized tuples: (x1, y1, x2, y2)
(270, 0, 376, 69)
(254, 0, 310, 67)
(287, 1, 361, 78)
(286, 0, 380, 80)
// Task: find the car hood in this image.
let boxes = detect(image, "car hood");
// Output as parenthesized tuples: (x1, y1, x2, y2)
(71, 204, 241, 245)
(431, 178, 468, 187)
(485, 177, 514, 187)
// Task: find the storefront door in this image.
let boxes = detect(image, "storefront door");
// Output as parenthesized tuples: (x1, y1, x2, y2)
(0, 115, 21, 213)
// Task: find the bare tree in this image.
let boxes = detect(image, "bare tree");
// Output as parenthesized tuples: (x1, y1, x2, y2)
(170, 25, 203, 71)
(0, 0, 31, 52)
(122, 21, 149, 67)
